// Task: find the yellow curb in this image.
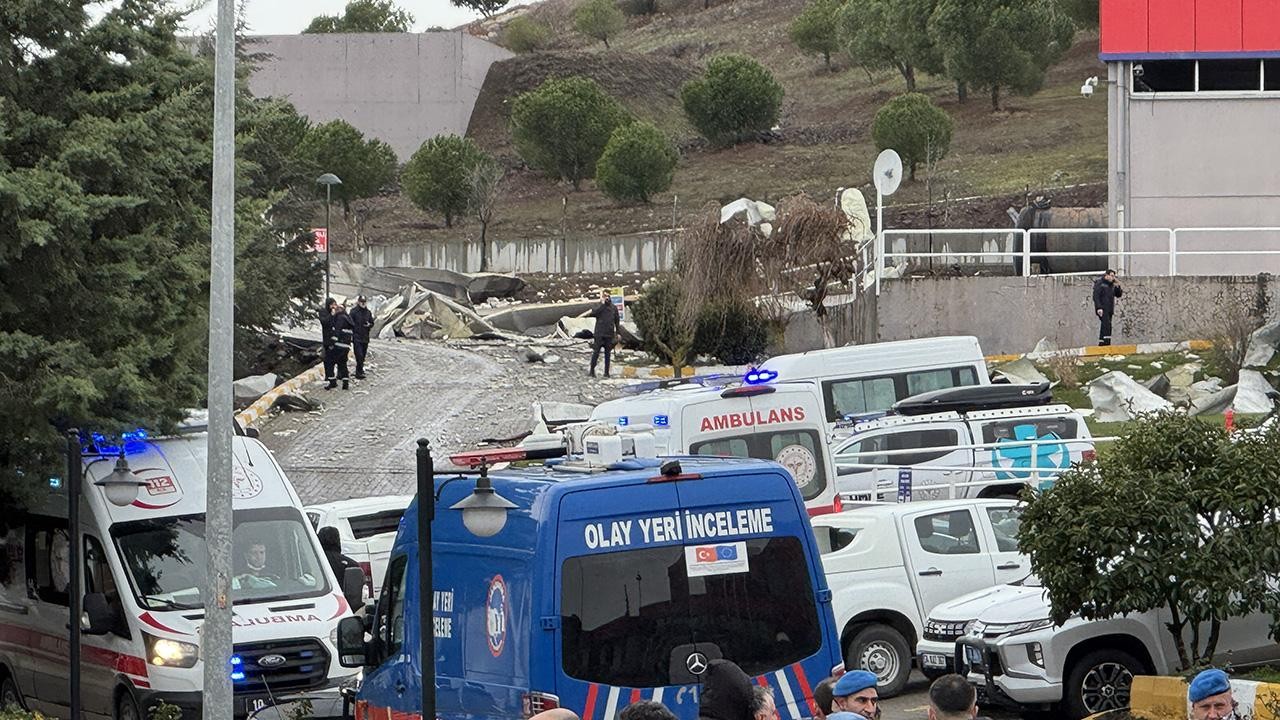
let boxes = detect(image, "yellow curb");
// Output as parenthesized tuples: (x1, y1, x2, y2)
(1082, 343, 1140, 357)
(985, 354, 1023, 364)
(621, 366, 638, 379)
(1188, 339, 1213, 351)
(235, 364, 325, 429)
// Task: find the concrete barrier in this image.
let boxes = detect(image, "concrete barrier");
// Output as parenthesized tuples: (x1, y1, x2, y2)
(363, 231, 678, 274)
(1084, 675, 1280, 719)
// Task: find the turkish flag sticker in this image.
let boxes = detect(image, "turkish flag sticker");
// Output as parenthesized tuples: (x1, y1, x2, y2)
(696, 547, 716, 563)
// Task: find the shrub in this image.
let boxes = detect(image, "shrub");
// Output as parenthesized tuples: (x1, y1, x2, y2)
(681, 54, 784, 146)
(695, 301, 770, 365)
(510, 76, 632, 190)
(503, 16, 552, 53)
(870, 92, 953, 181)
(596, 122, 678, 203)
(573, 0, 626, 48)
(401, 135, 488, 227)
(632, 275, 697, 371)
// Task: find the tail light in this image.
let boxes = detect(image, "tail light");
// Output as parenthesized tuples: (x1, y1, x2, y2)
(359, 561, 374, 595)
(522, 691, 560, 718)
(832, 494, 843, 513)
(830, 662, 846, 678)
(1082, 449, 1097, 463)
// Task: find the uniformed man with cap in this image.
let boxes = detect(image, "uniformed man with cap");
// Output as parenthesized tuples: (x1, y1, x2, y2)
(1189, 668, 1236, 720)
(829, 670, 880, 720)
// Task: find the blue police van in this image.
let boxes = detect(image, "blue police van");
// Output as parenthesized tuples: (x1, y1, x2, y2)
(338, 449, 843, 720)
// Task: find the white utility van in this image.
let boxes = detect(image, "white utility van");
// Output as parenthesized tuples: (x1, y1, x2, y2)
(583, 379, 850, 513)
(305, 495, 411, 598)
(759, 337, 990, 424)
(0, 430, 365, 720)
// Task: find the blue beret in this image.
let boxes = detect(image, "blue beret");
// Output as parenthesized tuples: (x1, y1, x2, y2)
(833, 670, 878, 697)
(1189, 669, 1231, 703)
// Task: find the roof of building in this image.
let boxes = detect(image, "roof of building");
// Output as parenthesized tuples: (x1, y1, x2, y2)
(1101, 0, 1280, 60)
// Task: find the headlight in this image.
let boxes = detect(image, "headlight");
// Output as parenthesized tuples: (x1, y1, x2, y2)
(330, 625, 341, 645)
(983, 617, 1054, 637)
(144, 632, 200, 668)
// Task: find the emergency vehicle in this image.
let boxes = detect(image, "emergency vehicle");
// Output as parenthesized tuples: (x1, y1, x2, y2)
(0, 429, 366, 720)
(339, 446, 844, 720)
(580, 379, 861, 513)
(758, 337, 990, 424)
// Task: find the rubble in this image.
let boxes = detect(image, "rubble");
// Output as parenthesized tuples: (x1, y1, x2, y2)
(234, 373, 279, 406)
(1142, 373, 1171, 399)
(271, 393, 318, 413)
(1165, 363, 1200, 405)
(719, 198, 777, 237)
(1087, 370, 1173, 422)
(1031, 337, 1056, 355)
(1233, 369, 1275, 414)
(1189, 382, 1235, 416)
(1244, 319, 1280, 368)
(485, 300, 597, 334)
(992, 358, 1050, 386)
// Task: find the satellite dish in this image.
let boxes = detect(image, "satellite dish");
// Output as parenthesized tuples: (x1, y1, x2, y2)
(873, 149, 903, 197)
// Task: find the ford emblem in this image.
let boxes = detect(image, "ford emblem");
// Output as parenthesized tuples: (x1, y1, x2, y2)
(258, 654, 287, 668)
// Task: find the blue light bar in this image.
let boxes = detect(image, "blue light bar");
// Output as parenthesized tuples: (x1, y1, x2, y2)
(653, 414, 670, 428)
(230, 654, 245, 681)
(743, 368, 779, 386)
(84, 428, 151, 456)
(617, 417, 629, 426)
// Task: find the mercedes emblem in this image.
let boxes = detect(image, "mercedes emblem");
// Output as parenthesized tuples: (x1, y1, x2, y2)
(686, 652, 708, 675)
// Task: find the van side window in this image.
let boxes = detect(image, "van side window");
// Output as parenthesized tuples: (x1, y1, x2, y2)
(907, 368, 972, 396)
(27, 522, 71, 605)
(826, 377, 897, 420)
(690, 430, 828, 501)
(913, 510, 980, 555)
(84, 535, 116, 595)
(985, 507, 1022, 553)
(981, 417, 1078, 445)
(0, 526, 21, 591)
(691, 437, 749, 457)
(378, 555, 409, 657)
(841, 429, 959, 470)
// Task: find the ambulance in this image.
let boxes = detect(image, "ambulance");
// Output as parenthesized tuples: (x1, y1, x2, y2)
(0, 428, 366, 720)
(338, 446, 844, 720)
(581, 379, 864, 513)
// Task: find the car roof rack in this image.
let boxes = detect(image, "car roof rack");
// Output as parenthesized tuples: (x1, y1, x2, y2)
(893, 382, 1053, 416)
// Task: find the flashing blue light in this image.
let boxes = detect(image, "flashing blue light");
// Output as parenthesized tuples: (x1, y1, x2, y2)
(743, 368, 779, 386)
(49, 477, 62, 490)
(230, 654, 245, 681)
(653, 414, 670, 428)
(617, 417, 629, 426)
(84, 428, 151, 456)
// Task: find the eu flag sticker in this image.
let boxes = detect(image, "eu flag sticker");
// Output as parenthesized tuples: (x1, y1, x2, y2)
(685, 541, 749, 577)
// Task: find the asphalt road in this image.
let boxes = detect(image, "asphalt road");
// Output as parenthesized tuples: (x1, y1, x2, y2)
(881, 673, 1023, 719)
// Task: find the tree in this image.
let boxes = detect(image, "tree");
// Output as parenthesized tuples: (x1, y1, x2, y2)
(789, 0, 844, 70)
(295, 120, 397, 217)
(1020, 413, 1280, 675)
(632, 275, 698, 373)
(1057, 0, 1098, 28)
(468, 158, 503, 272)
(503, 16, 552, 53)
(620, 0, 660, 15)
(930, 0, 1075, 110)
(510, 76, 632, 190)
(681, 54, 784, 146)
(596, 122, 678, 203)
(574, 0, 626, 48)
(304, 0, 414, 33)
(836, 0, 943, 91)
(0, 0, 321, 518)
(450, 0, 511, 17)
(695, 302, 771, 365)
(402, 135, 487, 228)
(870, 93, 953, 181)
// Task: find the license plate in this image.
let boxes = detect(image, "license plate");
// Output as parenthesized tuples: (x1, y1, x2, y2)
(965, 646, 984, 665)
(922, 653, 948, 669)
(244, 697, 269, 716)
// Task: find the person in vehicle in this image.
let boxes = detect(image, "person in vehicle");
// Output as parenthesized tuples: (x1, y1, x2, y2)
(697, 659, 755, 720)
(620, 700, 676, 720)
(318, 526, 359, 584)
(50, 531, 71, 594)
(751, 686, 777, 720)
(237, 541, 278, 589)
(588, 289, 620, 378)
(812, 677, 836, 720)
(928, 674, 987, 720)
(1189, 668, 1236, 720)
(831, 670, 880, 720)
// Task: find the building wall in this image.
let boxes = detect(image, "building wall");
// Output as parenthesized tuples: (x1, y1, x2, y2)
(362, 231, 679, 274)
(246, 32, 512, 160)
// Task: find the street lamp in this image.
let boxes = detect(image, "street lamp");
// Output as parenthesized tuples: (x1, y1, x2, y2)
(415, 439, 515, 720)
(316, 173, 343, 300)
(95, 453, 147, 507)
(65, 430, 83, 720)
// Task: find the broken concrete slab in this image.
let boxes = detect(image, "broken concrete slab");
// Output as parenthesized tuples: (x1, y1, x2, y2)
(1032, 337, 1056, 355)
(1142, 373, 1172, 399)
(1244, 319, 1280, 368)
(1165, 362, 1200, 405)
(467, 272, 527, 302)
(1087, 370, 1173, 422)
(993, 358, 1050, 386)
(271, 393, 318, 413)
(486, 300, 598, 334)
(1233, 369, 1276, 414)
(1190, 382, 1236, 416)
(720, 198, 777, 228)
(234, 373, 279, 406)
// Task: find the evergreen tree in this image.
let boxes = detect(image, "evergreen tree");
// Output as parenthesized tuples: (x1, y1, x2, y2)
(574, 0, 626, 48)
(402, 135, 488, 228)
(304, 0, 414, 33)
(450, 0, 511, 18)
(510, 76, 632, 190)
(836, 0, 943, 91)
(295, 120, 398, 215)
(789, 0, 844, 70)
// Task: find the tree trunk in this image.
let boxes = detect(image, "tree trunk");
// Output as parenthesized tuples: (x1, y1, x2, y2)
(1164, 604, 1190, 671)
(479, 220, 489, 272)
(603, 36, 610, 49)
(991, 84, 1001, 111)
(909, 160, 917, 181)
(444, 213, 453, 228)
(1204, 619, 1222, 664)
(900, 63, 916, 92)
(823, 51, 831, 69)
(956, 81, 968, 104)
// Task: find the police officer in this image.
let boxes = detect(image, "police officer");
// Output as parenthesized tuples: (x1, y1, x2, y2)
(350, 295, 374, 379)
(320, 297, 337, 385)
(1189, 668, 1236, 720)
(588, 289, 620, 378)
(1092, 269, 1124, 347)
(317, 527, 360, 587)
(328, 303, 355, 390)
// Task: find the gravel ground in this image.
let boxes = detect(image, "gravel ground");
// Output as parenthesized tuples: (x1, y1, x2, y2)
(259, 336, 639, 503)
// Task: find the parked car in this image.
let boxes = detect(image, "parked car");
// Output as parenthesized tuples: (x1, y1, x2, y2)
(305, 495, 412, 596)
(811, 498, 1026, 697)
(914, 578, 1044, 678)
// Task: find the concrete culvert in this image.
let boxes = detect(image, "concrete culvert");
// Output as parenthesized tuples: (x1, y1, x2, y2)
(1011, 200, 1109, 276)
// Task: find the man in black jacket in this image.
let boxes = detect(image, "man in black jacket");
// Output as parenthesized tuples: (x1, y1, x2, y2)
(328, 303, 355, 390)
(1092, 269, 1124, 347)
(320, 297, 337, 384)
(588, 290, 621, 378)
(350, 295, 374, 379)
(317, 527, 360, 590)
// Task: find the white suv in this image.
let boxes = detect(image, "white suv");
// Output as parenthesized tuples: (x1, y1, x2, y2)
(305, 495, 412, 597)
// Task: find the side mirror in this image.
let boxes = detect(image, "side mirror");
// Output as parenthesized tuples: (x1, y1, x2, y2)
(336, 616, 367, 668)
(84, 593, 115, 636)
(342, 566, 366, 609)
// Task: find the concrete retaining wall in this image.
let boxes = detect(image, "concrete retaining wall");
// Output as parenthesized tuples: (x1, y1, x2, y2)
(363, 232, 678, 274)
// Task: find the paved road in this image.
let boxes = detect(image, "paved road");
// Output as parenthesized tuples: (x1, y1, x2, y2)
(881, 673, 1023, 719)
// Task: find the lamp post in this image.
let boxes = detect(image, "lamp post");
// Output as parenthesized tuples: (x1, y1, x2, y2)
(317, 173, 343, 300)
(66, 430, 82, 720)
(416, 440, 515, 720)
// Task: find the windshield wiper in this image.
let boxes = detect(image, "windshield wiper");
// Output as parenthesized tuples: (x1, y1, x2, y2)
(143, 595, 194, 610)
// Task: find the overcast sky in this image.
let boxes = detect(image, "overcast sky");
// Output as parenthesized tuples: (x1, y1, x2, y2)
(99, 0, 492, 35)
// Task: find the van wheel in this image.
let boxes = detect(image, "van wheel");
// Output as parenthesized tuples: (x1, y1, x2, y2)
(1, 672, 24, 711)
(116, 689, 142, 720)
(846, 624, 911, 698)
(1063, 649, 1143, 719)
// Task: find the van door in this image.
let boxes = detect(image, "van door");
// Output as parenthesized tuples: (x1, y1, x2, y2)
(902, 508, 996, 618)
(24, 517, 71, 714)
(977, 505, 1028, 585)
(834, 424, 972, 502)
(361, 554, 410, 713)
(971, 414, 1088, 496)
(0, 522, 33, 709)
(82, 533, 132, 719)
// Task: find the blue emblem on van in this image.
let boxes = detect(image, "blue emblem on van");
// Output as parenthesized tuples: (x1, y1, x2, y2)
(486, 575, 508, 657)
(716, 545, 738, 561)
(991, 424, 1068, 482)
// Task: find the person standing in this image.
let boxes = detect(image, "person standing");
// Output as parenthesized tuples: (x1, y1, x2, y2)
(320, 297, 337, 385)
(589, 289, 620, 378)
(350, 295, 374, 379)
(328, 303, 354, 390)
(1188, 668, 1237, 720)
(1092, 269, 1124, 347)
(697, 659, 755, 720)
(317, 527, 360, 587)
(928, 674, 990, 720)
(830, 670, 880, 720)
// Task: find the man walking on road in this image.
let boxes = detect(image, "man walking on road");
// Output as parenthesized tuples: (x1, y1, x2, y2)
(589, 289, 620, 378)
(350, 295, 374, 379)
(320, 297, 337, 385)
(1092, 269, 1124, 347)
(328, 303, 354, 390)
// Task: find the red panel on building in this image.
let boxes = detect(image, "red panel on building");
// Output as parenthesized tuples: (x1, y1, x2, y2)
(1148, 0, 1197, 52)
(1197, 0, 1244, 51)
(1243, 0, 1280, 50)
(1101, 0, 1148, 54)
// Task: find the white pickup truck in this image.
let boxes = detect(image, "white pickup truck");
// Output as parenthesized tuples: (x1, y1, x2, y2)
(812, 498, 1026, 697)
(305, 495, 412, 597)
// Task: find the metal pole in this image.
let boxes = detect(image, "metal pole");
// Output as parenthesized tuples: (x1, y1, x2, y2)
(204, 0, 236, 718)
(325, 184, 332, 301)
(416, 439, 436, 720)
(875, 189, 884, 296)
(67, 430, 82, 720)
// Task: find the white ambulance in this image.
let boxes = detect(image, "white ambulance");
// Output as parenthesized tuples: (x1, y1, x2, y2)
(0, 429, 365, 720)
(582, 379, 868, 514)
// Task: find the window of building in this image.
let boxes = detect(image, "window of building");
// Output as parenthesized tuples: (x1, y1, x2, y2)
(1265, 60, 1280, 91)
(1134, 59, 1279, 94)
(1198, 60, 1262, 91)
(1133, 60, 1195, 92)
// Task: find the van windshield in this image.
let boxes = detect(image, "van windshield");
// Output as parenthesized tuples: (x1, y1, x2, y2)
(112, 507, 331, 610)
(560, 536, 823, 687)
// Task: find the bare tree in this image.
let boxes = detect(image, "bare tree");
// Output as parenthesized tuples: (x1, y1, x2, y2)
(468, 158, 503, 272)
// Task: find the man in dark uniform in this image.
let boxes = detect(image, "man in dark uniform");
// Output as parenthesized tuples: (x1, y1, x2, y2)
(588, 289, 620, 378)
(350, 295, 374, 379)
(317, 527, 360, 590)
(328, 303, 355, 390)
(1092, 269, 1124, 347)
(320, 297, 337, 384)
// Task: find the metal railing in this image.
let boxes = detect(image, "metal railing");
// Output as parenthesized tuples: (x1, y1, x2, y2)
(871, 226, 1280, 293)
